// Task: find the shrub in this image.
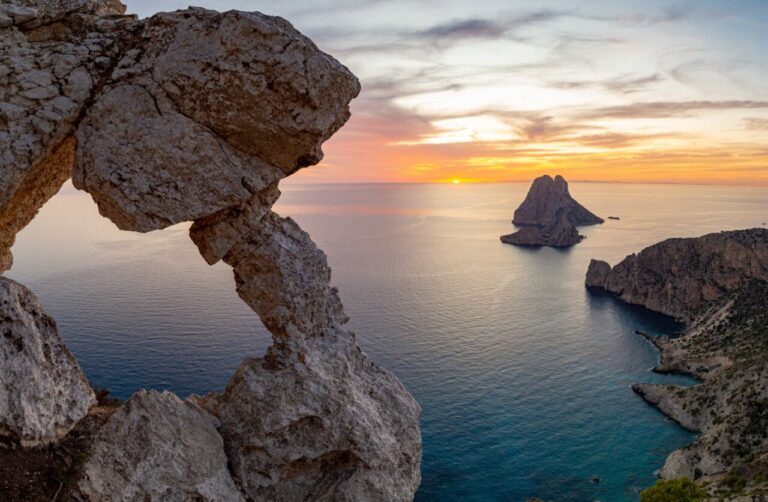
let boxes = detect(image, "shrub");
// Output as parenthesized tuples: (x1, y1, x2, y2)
(640, 478, 706, 502)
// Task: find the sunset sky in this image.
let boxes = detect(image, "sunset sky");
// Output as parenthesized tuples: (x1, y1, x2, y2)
(128, 0, 768, 185)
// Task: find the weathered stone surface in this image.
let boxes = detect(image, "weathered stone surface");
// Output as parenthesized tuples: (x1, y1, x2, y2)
(145, 8, 360, 173)
(73, 83, 284, 231)
(72, 7, 360, 232)
(191, 207, 422, 500)
(0, 277, 95, 447)
(1, 2, 420, 500)
(502, 174, 602, 248)
(585, 228, 768, 320)
(79, 389, 244, 501)
(512, 174, 603, 227)
(0, 0, 131, 271)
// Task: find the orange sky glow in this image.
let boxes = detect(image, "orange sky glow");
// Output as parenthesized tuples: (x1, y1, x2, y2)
(130, 0, 768, 185)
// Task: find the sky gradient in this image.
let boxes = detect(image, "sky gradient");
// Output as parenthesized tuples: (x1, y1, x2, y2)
(127, 1, 768, 185)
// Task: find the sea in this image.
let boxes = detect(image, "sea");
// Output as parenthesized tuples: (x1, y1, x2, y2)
(9, 181, 768, 501)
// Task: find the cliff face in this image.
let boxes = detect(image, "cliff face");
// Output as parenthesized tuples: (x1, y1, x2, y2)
(0, 1, 421, 500)
(586, 229, 768, 497)
(501, 174, 603, 247)
(586, 228, 768, 320)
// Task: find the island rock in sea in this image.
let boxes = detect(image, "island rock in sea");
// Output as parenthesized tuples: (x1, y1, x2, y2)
(586, 228, 768, 496)
(501, 174, 603, 247)
(0, 1, 421, 500)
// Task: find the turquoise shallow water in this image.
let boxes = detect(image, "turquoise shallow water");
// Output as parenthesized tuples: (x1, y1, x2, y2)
(9, 181, 768, 501)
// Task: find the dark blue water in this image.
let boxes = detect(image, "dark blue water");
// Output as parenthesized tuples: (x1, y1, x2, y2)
(10, 181, 768, 501)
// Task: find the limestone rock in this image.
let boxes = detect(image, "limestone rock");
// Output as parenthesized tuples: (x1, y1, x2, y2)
(512, 174, 603, 227)
(0, 277, 95, 447)
(78, 389, 244, 502)
(191, 207, 422, 500)
(0, 2, 421, 500)
(72, 7, 360, 232)
(218, 333, 422, 501)
(584, 228, 768, 320)
(502, 174, 602, 248)
(0, 0, 132, 271)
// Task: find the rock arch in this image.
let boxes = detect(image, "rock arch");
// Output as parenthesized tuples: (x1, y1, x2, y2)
(0, 1, 421, 500)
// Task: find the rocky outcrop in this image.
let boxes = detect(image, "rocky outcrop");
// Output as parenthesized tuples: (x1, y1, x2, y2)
(72, 7, 359, 232)
(501, 174, 602, 248)
(0, 277, 95, 447)
(0, 1, 420, 500)
(79, 389, 244, 501)
(501, 210, 583, 248)
(191, 208, 421, 500)
(0, 0, 130, 270)
(587, 230, 768, 497)
(585, 228, 768, 320)
(512, 174, 603, 227)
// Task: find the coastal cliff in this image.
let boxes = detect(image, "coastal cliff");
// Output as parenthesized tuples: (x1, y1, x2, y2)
(0, 1, 421, 500)
(502, 174, 603, 247)
(586, 228, 768, 498)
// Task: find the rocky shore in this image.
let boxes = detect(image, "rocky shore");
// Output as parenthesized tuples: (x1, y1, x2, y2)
(0, 1, 421, 500)
(586, 228, 768, 498)
(501, 174, 603, 247)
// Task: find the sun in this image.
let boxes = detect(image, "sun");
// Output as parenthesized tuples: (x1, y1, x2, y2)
(452, 179, 461, 184)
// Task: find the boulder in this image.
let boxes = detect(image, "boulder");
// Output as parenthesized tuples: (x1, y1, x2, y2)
(0, 277, 95, 447)
(78, 389, 244, 501)
(72, 7, 360, 232)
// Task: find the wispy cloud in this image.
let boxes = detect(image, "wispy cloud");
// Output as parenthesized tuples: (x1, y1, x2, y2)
(581, 100, 768, 119)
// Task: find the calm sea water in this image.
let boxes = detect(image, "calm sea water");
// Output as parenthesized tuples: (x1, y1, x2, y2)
(9, 181, 768, 501)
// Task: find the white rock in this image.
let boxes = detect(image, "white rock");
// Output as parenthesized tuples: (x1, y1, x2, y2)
(0, 277, 95, 447)
(79, 389, 244, 502)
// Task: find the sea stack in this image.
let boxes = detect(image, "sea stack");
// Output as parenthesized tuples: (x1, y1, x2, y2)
(501, 175, 603, 247)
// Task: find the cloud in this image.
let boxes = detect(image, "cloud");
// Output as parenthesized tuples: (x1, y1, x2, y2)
(414, 9, 565, 42)
(617, 5, 689, 25)
(549, 73, 663, 94)
(745, 118, 768, 130)
(581, 100, 768, 119)
(417, 19, 506, 40)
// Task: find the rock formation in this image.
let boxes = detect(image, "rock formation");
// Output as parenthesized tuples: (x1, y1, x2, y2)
(0, 1, 421, 500)
(586, 229, 768, 497)
(0, 277, 95, 447)
(585, 228, 768, 320)
(501, 174, 603, 247)
(501, 209, 583, 248)
(79, 390, 244, 501)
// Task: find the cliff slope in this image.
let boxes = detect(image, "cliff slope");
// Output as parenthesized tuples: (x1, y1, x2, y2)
(586, 229, 768, 498)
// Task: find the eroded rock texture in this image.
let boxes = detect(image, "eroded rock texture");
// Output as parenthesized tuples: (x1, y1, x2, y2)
(191, 206, 422, 500)
(0, 0, 130, 270)
(79, 389, 244, 501)
(0, 1, 420, 500)
(501, 174, 603, 248)
(0, 277, 95, 447)
(585, 228, 768, 320)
